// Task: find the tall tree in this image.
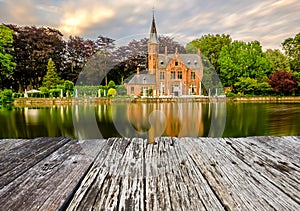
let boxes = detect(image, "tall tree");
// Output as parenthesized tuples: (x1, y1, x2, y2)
(265, 49, 290, 72)
(96, 35, 115, 86)
(42, 58, 61, 89)
(185, 34, 232, 74)
(158, 35, 185, 54)
(111, 38, 148, 85)
(64, 36, 97, 83)
(282, 33, 300, 73)
(7, 25, 65, 91)
(218, 40, 271, 86)
(0, 24, 16, 90)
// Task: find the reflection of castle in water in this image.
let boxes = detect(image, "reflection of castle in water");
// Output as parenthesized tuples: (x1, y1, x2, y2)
(127, 102, 205, 138)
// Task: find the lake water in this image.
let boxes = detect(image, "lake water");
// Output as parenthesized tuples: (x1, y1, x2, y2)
(1, 102, 300, 139)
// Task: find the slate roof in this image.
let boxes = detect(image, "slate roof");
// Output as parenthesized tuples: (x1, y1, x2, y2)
(127, 73, 156, 85)
(158, 54, 202, 69)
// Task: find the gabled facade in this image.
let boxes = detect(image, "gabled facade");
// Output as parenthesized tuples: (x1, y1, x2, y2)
(125, 13, 203, 97)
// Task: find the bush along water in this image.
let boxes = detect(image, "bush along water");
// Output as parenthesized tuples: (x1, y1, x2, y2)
(0, 89, 13, 104)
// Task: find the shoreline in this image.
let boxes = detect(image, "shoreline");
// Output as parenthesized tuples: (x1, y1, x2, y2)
(9, 95, 300, 106)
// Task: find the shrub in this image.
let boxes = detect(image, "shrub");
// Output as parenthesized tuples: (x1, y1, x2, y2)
(39, 87, 49, 98)
(0, 89, 13, 103)
(12, 92, 23, 98)
(234, 77, 273, 96)
(225, 90, 237, 97)
(64, 80, 74, 91)
(269, 70, 298, 95)
(108, 80, 116, 89)
(49, 88, 60, 98)
(108, 88, 117, 97)
(117, 85, 127, 96)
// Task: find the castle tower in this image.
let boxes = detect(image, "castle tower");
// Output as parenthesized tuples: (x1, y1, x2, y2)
(148, 12, 158, 74)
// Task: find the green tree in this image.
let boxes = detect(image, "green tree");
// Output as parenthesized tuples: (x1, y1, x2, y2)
(0, 24, 16, 90)
(108, 80, 116, 89)
(234, 77, 272, 95)
(0, 89, 13, 103)
(265, 49, 290, 72)
(185, 34, 232, 74)
(282, 33, 300, 73)
(63, 80, 74, 97)
(42, 58, 61, 89)
(218, 40, 272, 86)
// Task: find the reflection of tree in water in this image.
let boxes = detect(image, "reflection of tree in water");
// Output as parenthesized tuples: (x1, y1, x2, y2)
(268, 104, 300, 136)
(224, 103, 265, 137)
(0, 106, 76, 138)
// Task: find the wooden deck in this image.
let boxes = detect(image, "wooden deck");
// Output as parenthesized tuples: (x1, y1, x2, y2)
(0, 137, 299, 210)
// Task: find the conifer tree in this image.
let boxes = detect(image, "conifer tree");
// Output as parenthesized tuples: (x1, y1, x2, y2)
(42, 58, 61, 89)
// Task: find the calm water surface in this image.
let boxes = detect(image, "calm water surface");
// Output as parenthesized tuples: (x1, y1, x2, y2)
(1, 102, 300, 139)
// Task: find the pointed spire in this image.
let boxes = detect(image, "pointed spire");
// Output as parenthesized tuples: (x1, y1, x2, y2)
(149, 8, 158, 44)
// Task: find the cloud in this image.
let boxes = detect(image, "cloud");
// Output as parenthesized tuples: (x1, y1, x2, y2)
(0, 0, 299, 50)
(59, 6, 114, 36)
(0, 0, 36, 24)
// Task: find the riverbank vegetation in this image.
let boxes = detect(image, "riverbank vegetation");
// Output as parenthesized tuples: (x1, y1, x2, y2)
(0, 23, 299, 99)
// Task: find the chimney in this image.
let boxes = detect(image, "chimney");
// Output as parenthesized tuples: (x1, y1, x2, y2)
(137, 67, 140, 75)
(164, 46, 168, 56)
(198, 48, 201, 56)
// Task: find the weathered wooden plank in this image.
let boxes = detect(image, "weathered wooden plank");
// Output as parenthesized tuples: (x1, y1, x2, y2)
(150, 137, 224, 210)
(1, 136, 299, 211)
(0, 137, 71, 188)
(0, 139, 30, 153)
(250, 136, 300, 163)
(222, 136, 300, 204)
(0, 139, 105, 210)
(67, 137, 225, 210)
(183, 137, 300, 210)
(67, 138, 146, 210)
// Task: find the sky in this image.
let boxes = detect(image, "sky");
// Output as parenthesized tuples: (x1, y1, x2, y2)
(0, 0, 299, 50)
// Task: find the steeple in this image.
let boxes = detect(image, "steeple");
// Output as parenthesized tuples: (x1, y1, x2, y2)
(147, 9, 158, 74)
(149, 10, 158, 44)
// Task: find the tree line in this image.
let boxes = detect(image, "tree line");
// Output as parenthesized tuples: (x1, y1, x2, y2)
(186, 33, 299, 96)
(0, 24, 184, 93)
(0, 23, 299, 96)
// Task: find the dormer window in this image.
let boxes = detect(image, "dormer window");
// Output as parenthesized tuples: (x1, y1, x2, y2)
(160, 60, 164, 64)
(194, 60, 197, 64)
(175, 61, 178, 66)
(187, 60, 190, 64)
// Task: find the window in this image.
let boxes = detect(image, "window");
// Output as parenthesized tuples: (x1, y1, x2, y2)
(160, 71, 165, 80)
(175, 61, 178, 66)
(131, 87, 134, 94)
(171, 71, 176, 79)
(178, 71, 182, 79)
(191, 72, 195, 80)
